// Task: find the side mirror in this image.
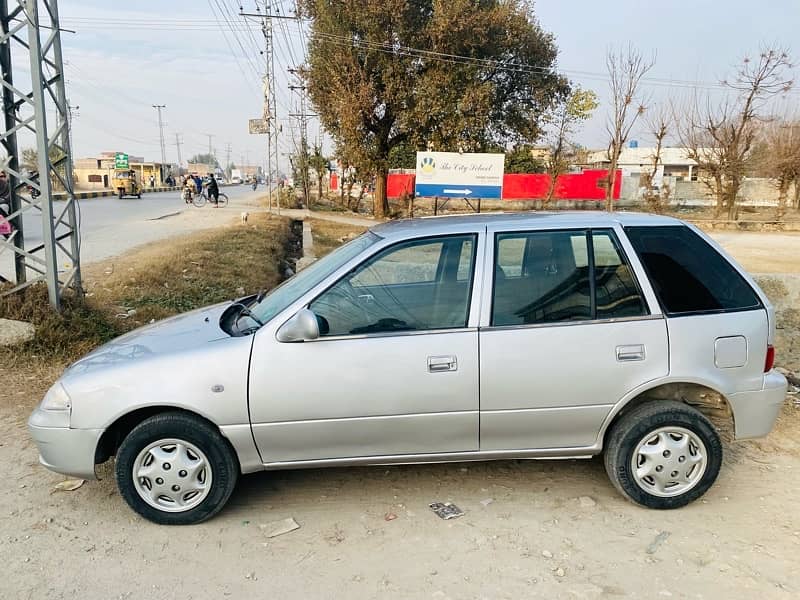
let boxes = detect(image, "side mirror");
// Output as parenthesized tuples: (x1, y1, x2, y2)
(276, 308, 320, 343)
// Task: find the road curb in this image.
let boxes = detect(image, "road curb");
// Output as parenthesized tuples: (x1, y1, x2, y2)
(53, 187, 182, 201)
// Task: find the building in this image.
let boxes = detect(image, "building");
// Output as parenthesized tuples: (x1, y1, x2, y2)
(73, 152, 172, 190)
(586, 147, 703, 184)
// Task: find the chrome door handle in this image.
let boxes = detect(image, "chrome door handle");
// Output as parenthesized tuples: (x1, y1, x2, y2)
(428, 355, 457, 372)
(616, 345, 645, 362)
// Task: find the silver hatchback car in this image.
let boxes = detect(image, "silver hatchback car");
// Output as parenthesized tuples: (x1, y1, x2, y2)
(29, 213, 787, 524)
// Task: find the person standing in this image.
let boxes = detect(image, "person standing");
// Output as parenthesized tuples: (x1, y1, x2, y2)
(149, 174, 155, 188)
(207, 173, 220, 207)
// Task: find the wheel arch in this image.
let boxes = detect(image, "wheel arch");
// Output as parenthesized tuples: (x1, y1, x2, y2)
(598, 379, 735, 449)
(94, 406, 238, 469)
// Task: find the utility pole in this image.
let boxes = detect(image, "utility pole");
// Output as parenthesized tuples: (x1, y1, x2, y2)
(174, 133, 183, 172)
(152, 104, 167, 166)
(225, 142, 232, 178)
(203, 133, 214, 158)
(67, 100, 79, 158)
(0, 0, 81, 308)
(289, 69, 310, 206)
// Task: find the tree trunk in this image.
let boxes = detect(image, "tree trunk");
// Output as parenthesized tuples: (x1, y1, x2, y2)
(605, 154, 618, 212)
(374, 169, 389, 219)
(793, 180, 800, 210)
(777, 178, 789, 222)
(544, 171, 558, 207)
(318, 170, 323, 205)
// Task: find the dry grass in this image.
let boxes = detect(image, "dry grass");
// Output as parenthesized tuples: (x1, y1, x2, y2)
(0, 213, 294, 369)
(308, 218, 368, 257)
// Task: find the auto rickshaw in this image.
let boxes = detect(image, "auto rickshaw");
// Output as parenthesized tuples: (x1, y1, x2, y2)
(114, 169, 141, 199)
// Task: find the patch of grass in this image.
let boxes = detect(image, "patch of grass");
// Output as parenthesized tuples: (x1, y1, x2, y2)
(309, 219, 369, 257)
(0, 213, 293, 368)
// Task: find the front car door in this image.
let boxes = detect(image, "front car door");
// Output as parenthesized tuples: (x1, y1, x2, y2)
(478, 223, 669, 451)
(248, 230, 484, 464)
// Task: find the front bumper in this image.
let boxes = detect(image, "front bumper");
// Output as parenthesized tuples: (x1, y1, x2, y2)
(728, 371, 789, 440)
(28, 409, 102, 480)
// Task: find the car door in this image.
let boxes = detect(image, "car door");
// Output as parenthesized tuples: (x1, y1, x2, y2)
(248, 232, 483, 464)
(479, 225, 669, 451)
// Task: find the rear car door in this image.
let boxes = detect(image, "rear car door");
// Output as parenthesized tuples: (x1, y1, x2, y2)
(479, 225, 669, 451)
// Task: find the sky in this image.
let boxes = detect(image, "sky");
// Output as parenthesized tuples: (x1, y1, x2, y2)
(47, 0, 800, 171)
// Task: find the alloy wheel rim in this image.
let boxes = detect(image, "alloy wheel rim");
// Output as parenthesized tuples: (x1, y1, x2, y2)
(630, 426, 708, 498)
(132, 438, 212, 513)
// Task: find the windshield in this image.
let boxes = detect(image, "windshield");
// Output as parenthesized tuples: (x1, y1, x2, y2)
(250, 231, 380, 324)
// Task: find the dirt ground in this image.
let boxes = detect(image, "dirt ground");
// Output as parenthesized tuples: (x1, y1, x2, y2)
(1, 222, 799, 600)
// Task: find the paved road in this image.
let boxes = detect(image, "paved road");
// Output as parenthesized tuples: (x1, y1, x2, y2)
(1, 185, 263, 281)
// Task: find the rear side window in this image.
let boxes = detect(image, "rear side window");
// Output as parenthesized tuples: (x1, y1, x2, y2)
(491, 229, 647, 326)
(625, 225, 761, 315)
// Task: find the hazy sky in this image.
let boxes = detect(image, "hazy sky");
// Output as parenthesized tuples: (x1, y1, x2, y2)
(56, 0, 799, 169)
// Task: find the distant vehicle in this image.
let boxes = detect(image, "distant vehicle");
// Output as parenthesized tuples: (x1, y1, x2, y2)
(28, 212, 787, 524)
(230, 169, 243, 184)
(214, 174, 226, 185)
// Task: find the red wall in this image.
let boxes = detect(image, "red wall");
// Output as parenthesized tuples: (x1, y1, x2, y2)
(386, 169, 621, 200)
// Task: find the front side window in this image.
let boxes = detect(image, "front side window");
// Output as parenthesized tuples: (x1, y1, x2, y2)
(491, 229, 648, 326)
(311, 235, 477, 336)
(625, 225, 761, 315)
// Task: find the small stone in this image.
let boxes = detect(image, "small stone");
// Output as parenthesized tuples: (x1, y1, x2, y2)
(384, 512, 397, 521)
(659, 591, 672, 597)
(245, 572, 255, 580)
(578, 496, 596, 508)
(480, 498, 494, 507)
(554, 567, 565, 577)
(719, 563, 732, 572)
(542, 550, 553, 559)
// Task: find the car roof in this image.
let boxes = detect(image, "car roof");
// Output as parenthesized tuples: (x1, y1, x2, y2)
(370, 211, 684, 239)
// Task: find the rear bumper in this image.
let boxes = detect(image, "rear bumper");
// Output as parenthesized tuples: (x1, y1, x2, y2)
(28, 411, 102, 480)
(728, 371, 788, 440)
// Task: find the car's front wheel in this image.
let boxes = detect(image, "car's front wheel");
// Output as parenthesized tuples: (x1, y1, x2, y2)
(604, 400, 722, 509)
(115, 412, 239, 525)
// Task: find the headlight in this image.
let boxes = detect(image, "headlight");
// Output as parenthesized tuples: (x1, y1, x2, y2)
(41, 382, 72, 412)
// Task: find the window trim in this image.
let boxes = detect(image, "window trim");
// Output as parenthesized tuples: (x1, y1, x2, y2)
(488, 227, 650, 328)
(307, 233, 480, 339)
(623, 224, 763, 317)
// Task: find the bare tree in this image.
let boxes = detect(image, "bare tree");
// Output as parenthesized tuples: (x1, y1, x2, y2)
(760, 118, 800, 220)
(604, 46, 655, 210)
(679, 47, 794, 220)
(543, 86, 598, 205)
(640, 106, 672, 214)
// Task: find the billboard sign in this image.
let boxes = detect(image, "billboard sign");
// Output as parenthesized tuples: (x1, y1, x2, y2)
(414, 151, 504, 198)
(114, 152, 129, 169)
(249, 118, 269, 134)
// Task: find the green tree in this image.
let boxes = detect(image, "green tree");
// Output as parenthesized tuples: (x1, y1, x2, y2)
(504, 145, 545, 174)
(543, 86, 598, 203)
(388, 142, 418, 170)
(300, 0, 566, 218)
(188, 153, 218, 167)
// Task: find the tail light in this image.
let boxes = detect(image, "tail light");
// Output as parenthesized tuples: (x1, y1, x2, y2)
(764, 344, 775, 372)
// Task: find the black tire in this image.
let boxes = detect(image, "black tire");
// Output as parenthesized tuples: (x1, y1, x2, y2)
(217, 193, 228, 207)
(115, 412, 239, 525)
(604, 400, 722, 509)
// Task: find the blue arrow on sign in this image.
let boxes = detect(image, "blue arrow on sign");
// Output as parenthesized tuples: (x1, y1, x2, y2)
(415, 183, 502, 199)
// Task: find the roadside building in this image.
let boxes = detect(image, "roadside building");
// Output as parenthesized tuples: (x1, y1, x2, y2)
(586, 147, 703, 184)
(74, 152, 172, 190)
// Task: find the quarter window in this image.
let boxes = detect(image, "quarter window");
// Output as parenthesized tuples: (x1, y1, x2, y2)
(491, 229, 647, 326)
(625, 225, 761, 315)
(311, 235, 477, 336)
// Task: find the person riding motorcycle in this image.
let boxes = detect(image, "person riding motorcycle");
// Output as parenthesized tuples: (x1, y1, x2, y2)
(182, 175, 195, 203)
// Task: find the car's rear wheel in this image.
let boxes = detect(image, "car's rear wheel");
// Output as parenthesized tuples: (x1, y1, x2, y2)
(115, 412, 238, 525)
(604, 400, 722, 509)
